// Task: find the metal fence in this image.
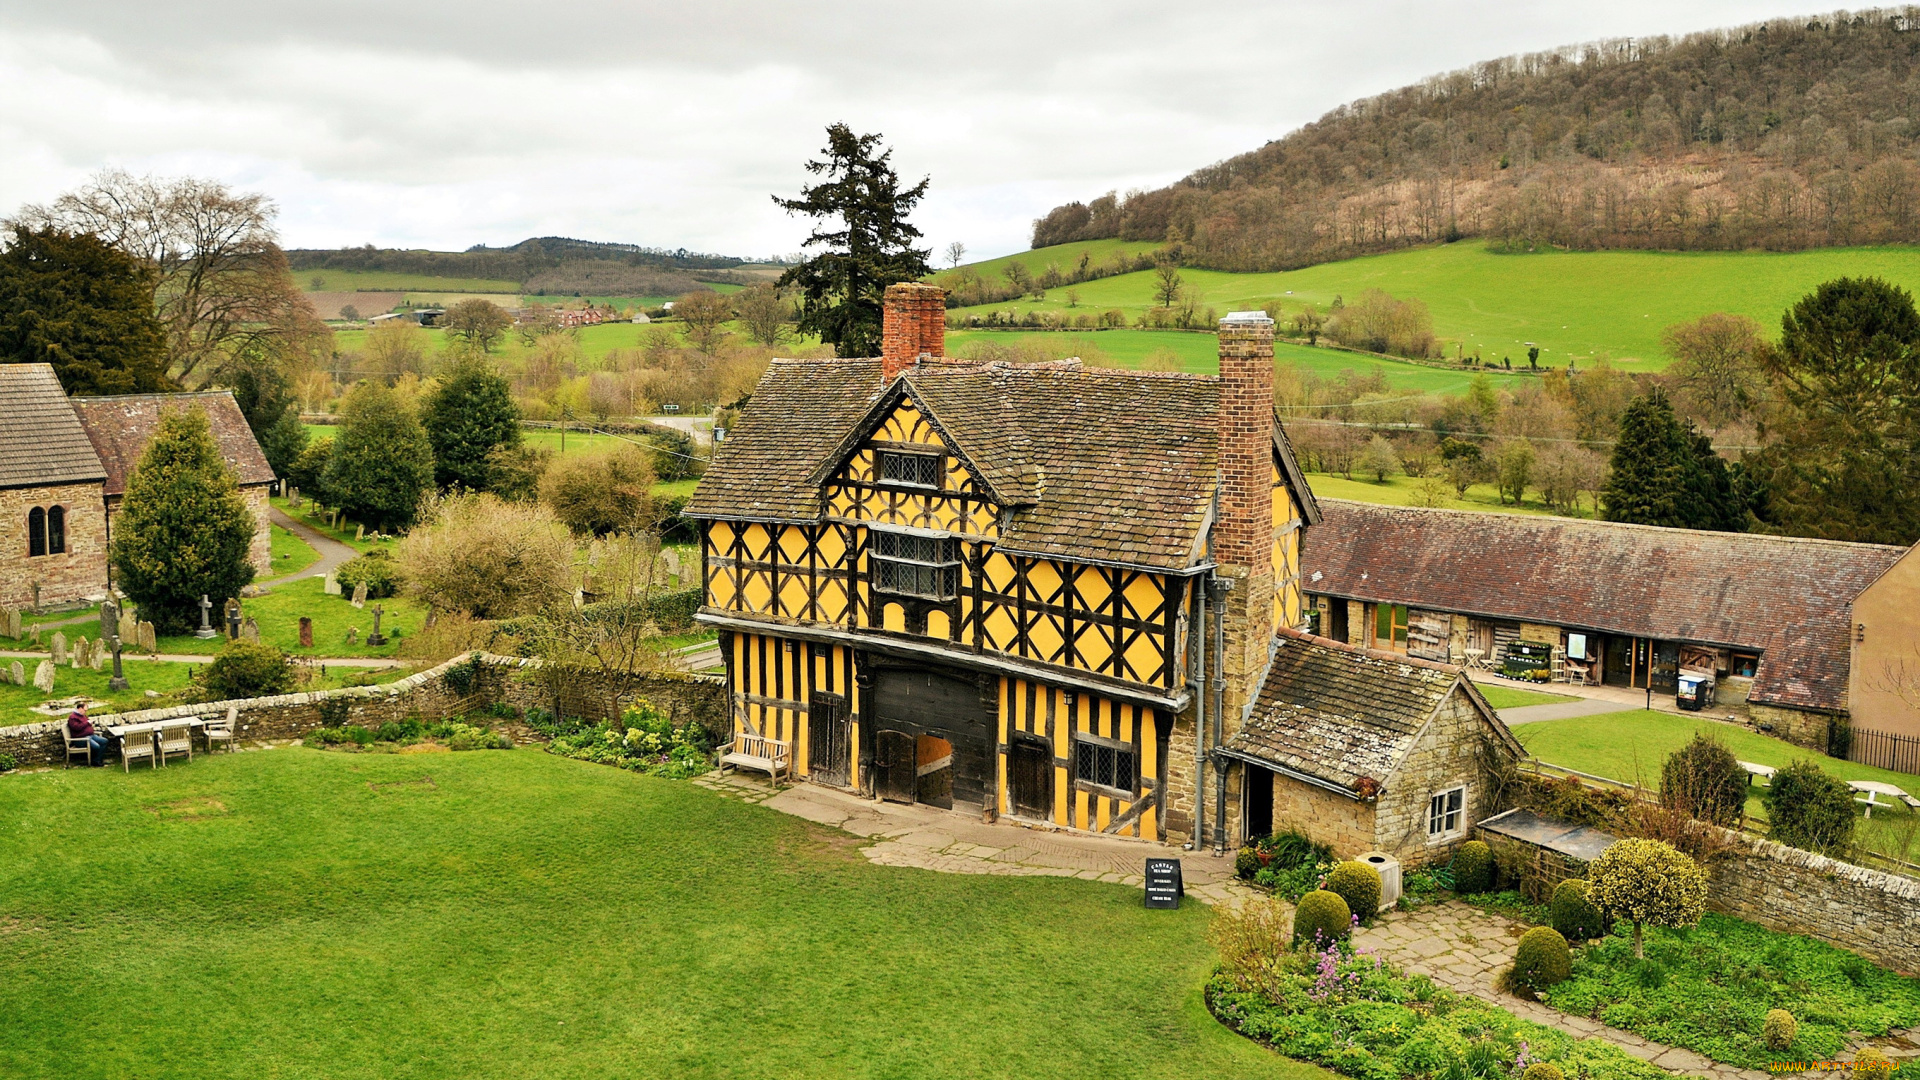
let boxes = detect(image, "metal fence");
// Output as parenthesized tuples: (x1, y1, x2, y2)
(1849, 726, 1920, 775)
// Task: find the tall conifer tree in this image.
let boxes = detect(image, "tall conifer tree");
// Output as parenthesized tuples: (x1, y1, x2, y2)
(1603, 388, 1745, 531)
(421, 358, 520, 492)
(0, 227, 173, 394)
(111, 408, 256, 632)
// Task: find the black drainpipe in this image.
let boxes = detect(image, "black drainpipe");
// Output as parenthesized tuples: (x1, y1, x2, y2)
(1210, 577, 1231, 856)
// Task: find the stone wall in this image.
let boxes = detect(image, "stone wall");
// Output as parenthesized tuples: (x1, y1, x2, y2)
(1373, 694, 1512, 868)
(0, 653, 727, 769)
(1271, 772, 1375, 856)
(0, 481, 108, 610)
(1751, 702, 1833, 753)
(501, 665, 728, 742)
(1708, 832, 1920, 975)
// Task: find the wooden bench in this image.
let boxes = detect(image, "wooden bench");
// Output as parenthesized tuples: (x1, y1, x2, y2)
(719, 731, 792, 785)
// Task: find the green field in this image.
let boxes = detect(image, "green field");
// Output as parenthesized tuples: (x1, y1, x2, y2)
(1301, 474, 1588, 518)
(329, 321, 656, 364)
(1470, 682, 1578, 710)
(0, 749, 1316, 1079)
(298, 269, 522, 293)
(954, 241, 1920, 369)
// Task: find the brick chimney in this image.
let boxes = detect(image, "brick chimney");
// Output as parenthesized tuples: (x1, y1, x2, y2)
(881, 282, 947, 379)
(1216, 311, 1275, 572)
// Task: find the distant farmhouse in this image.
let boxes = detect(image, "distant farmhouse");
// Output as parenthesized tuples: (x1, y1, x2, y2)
(688, 287, 1517, 863)
(1301, 502, 1920, 756)
(0, 364, 275, 611)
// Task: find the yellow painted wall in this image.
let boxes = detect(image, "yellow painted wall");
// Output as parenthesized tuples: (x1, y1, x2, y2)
(1851, 544, 1920, 739)
(1271, 463, 1304, 631)
(1000, 676, 1161, 838)
(727, 631, 860, 785)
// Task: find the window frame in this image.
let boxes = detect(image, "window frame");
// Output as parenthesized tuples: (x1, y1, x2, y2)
(1427, 785, 1466, 841)
(1071, 730, 1139, 799)
(869, 527, 962, 602)
(876, 449, 944, 490)
(26, 506, 45, 558)
(46, 505, 65, 555)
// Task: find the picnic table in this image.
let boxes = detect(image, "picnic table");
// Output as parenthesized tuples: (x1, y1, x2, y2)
(1738, 761, 1776, 786)
(104, 717, 204, 739)
(1847, 780, 1920, 818)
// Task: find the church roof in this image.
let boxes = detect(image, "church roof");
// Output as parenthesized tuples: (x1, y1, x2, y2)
(71, 391, 277, 496)
(685, 357, 1320, 572)
(0, 364, 107, 490)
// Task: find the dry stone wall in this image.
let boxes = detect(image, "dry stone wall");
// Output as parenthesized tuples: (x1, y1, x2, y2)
(1707, 832, 1920, 975)
(0, 653, 726, 770)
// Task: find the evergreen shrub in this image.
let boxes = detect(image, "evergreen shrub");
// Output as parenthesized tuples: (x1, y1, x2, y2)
(1763, 760, 1857, 855)
(198, 641, 294, 700)
(1550, 879, 1606, 941)
(1763, 1009, 1797, 1051)
(1509, 927, 1572, 996)
(1324, 860, 1383, 919)
(1291, 889, 1352, 946)
(1522, 1064, 1565, 1080)
(1453, 840, 1495, 893)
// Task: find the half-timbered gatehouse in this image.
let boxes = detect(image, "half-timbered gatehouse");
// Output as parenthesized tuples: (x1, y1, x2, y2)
(687, 285, 1318, 847)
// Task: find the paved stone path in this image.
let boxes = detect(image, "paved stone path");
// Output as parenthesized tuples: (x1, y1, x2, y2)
(265, 507, 359, 587)
(693, 770, 1256, 906)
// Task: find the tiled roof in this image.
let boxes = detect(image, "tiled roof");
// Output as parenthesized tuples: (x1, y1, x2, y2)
(1301, 500, 1906, 713)
(0, 364, 106, 490)
(686, 356, 1320, 572)
(684, 359, 889, 521)
(70, 392, 276, 495)
(1224, 626, 1506, 792)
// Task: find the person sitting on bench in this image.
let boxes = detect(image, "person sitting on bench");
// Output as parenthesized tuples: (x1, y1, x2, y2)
(68, 707, 109, 766)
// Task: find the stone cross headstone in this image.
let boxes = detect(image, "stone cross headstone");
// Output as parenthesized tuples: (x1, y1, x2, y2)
(31, 660, 53, 694)
(50, 632, 66, 666)
(299, 617, 313, 648)
(324, 572, 341, 596)
(240, 617, 260, 645)
(225, 598, 243, 640)
(138, 621, 157, 654)
(9, 660, 22, 686)
(351, 582, 367, 609)
(196, 594, 217, 639)
(367, 605, 386, 646)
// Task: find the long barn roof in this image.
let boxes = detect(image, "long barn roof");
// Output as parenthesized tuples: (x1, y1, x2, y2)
(685, 356, 1320, 571)
(1300, 500, 1906, 713)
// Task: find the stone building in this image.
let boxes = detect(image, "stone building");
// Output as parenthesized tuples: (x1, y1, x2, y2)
(1301, 500, 1908, 751)
(0, 364, 276, 611)
(1221, 626, 1522, 866)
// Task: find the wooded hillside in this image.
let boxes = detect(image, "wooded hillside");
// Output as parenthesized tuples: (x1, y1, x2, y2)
(1034, 10, 1920, 269)
(287, 236, 760, 294)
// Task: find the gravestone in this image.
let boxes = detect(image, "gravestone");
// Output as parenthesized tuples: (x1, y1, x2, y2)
(8, 661, 21, 686)
(299, 617, 313, 648)
(224, 598, 243, 640)
(240, 617, 260, 645)
(366, 605, 386, 647)
(345, 626, 359, 645)
(70, 637, 86, 669)
(138, 621, 157, 654)
(28, 627, 39, 648)
(572, 588, 585, 609)
(1143, 858, 1184, 910)
(120, 605, 139, 646)
(354, 524, 365, 541)
(351, 582, 367, 609)
(3, 607, 18, 639)
(195, 594, 217, 639)
(31, 660, 53, 694)
(50, 632, 66, 666)
(662, 548, 681, 584)
(323, 572, 341, 596)
(91, 647, 105, 672)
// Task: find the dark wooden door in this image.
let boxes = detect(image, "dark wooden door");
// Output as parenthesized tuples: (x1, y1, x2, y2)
(875, 730, 916, 803)
(808, 694, 848, 787)
(873, 667, 994, 810)
(1008, 736, 1052, 820)
(1245, 765, 1273, 841)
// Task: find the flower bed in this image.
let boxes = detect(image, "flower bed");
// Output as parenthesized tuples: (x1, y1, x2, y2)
(1543, 913, 1920, 1068)
(1208, 917, 1669, 1080)
(533, 700, 713, 779)
(303, 715, 514, 752)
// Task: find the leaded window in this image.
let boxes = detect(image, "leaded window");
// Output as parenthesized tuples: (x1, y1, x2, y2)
(872, 531, 960, 600)
(878, 450, 942, 489)
(1427, 786, 1465, 838)
(1073, 736, 1138, 795)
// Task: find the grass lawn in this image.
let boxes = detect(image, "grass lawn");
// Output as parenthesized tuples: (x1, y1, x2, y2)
(268, 522, 321, 578)
(1514, 709, 1920, 861)
(1470, 682, 1577, 710)
(0, 749, 1322, 1079)
(953, 241, 1920, 370)
(273, 496, 400, 557)
(298, 269, 522, 293)
(1303, 472, 1585, 518)
(0, 660, 197, 725)
(154, 575, 424, 661)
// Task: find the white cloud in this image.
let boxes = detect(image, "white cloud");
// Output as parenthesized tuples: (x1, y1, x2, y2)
(0, 0, 1795, 259)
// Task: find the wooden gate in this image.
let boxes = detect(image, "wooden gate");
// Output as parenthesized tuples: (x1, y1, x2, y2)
(808, 693, 849, 788)
(1007, 736, 1052, 820)
(875, 730, 916, 803)
(873, 666, 994, 811)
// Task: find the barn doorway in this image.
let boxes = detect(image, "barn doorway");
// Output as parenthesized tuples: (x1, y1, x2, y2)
(916, 734, 954, 809)
(1007, 735, 1052, 820)
(875, 730, 916, 803)
(1244, 765, 1273, 841)
(871, 665, 994, 812)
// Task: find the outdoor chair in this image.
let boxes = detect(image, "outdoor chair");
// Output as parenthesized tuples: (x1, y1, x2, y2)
(202, 709, 237, 754)
(121, 731, 157, 772)
(65, 731, 94, 768)
(156, 722, 193, 767)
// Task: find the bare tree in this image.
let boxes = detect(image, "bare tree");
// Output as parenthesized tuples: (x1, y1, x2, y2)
(944, 241, 966, 269)
(674, 290, 732, 353)
(1661, 312, 1769, 427)
(1152, 258, 1183, 308)
(441, 299, 513, 353)
(12, 169, 318, 383)
(733, 283, 789, 347)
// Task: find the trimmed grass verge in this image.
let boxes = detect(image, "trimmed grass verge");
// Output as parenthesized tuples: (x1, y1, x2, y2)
(1472, 683, 1579, 711)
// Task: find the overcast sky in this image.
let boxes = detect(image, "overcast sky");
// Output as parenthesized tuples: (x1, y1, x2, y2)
(0, 1, 1806, 260)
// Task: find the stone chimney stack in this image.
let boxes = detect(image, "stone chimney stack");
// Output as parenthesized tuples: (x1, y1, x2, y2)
(1215, 311, 1275, 574)
(881, 282, 947, 380)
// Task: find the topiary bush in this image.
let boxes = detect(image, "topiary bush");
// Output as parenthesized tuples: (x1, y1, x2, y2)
(1763, 1009, 1797, 1051)
(1453, 840, 1495, 893)
(1509, 926, 1573, 997)
(1521, 1063, 1564, 1080)
(0, 752, 16, 773)
(197, 641, 294, 700)
(1763, 760, 1857, 856)
(1660, 732, 1749, 826)
(1324, 860, 1383, 919)
(1292, 889, 1352, 946)
(335, 551, 399, 600)
(1550, 878, 1606, 941)
(1855, 1047, 1890, 1067)
(1587, 838, 1708, 958)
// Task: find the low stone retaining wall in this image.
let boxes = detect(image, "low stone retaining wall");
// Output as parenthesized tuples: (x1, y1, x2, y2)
(1707, 832, 1920, 975)
(0, 654, 726, 769)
